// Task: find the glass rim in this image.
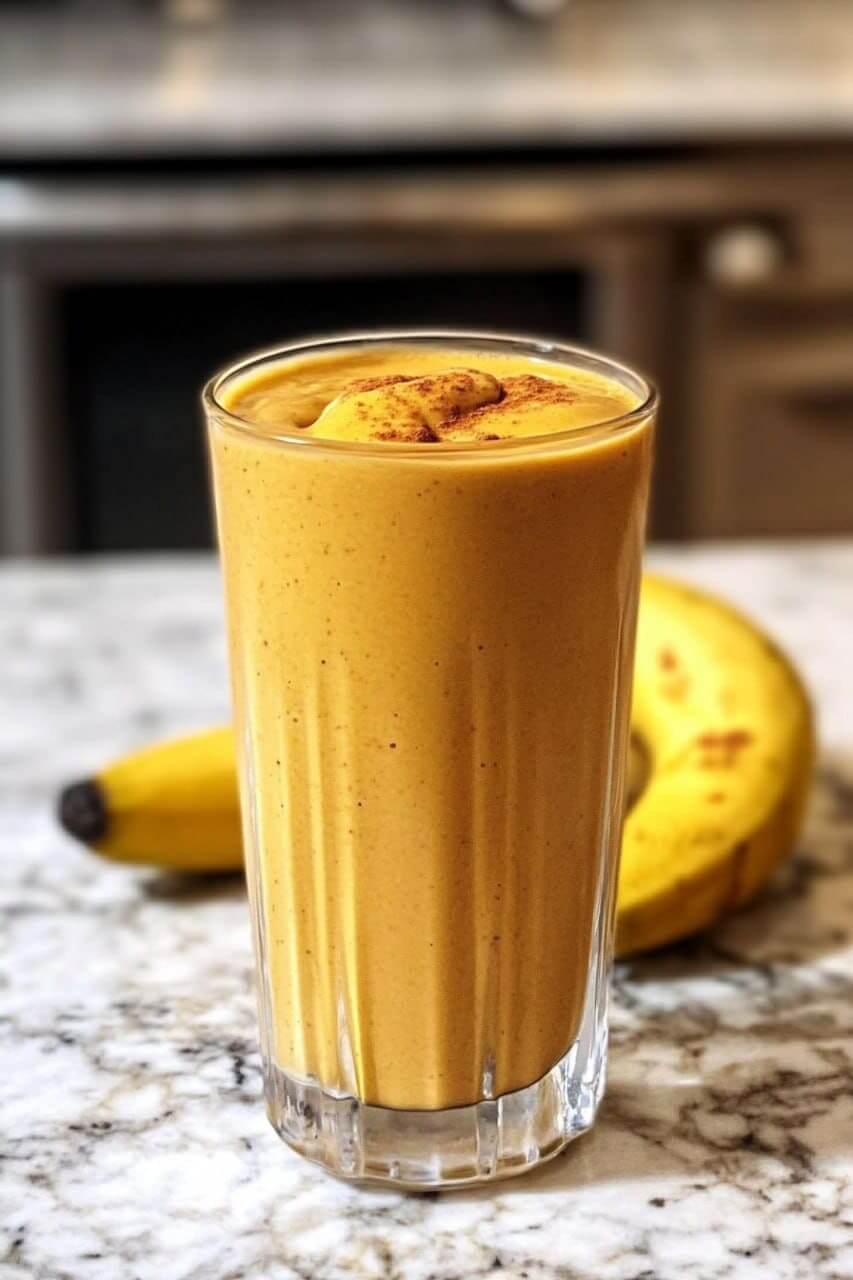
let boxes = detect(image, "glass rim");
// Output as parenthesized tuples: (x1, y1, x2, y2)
(202, 329, 658, 458)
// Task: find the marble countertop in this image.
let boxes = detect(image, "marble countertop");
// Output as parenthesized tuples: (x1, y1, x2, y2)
(2, 542, 852, 1280)
(2, 1, 853, 158)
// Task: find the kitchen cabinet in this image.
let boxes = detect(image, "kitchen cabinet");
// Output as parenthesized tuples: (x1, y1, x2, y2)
(2, 148, 853, 551)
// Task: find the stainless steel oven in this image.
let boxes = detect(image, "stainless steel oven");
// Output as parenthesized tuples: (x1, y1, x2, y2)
(0, 167, 673, 553)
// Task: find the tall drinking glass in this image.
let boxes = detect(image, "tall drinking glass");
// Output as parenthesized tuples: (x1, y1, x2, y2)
(203, 332, 656, 1187)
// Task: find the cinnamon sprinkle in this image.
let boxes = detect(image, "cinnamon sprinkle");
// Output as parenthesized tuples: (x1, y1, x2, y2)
(338, 371, 582, 442)
(374, 425, 439, 443)
(433, 374, 580, 441)
(340, 375, 412, 397)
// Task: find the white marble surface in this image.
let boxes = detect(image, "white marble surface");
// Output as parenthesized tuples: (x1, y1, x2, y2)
(1, 542, 852, 1280)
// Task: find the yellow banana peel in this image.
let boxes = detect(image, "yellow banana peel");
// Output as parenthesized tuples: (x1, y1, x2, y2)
(59, 728, 242, 874)
(58, 574, 814, 956)
(618, 575, 814, 953)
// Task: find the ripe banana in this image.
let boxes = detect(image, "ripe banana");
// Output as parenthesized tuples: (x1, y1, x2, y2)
(59, 729, 242, 874)
(58, 575, 813, 955)
(617, 575, 813, 953)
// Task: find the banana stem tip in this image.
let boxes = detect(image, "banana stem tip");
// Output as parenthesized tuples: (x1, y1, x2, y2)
(58, 780, 108, 843)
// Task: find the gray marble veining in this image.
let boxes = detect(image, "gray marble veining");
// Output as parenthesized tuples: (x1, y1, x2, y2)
(1, 543, 852, 1279)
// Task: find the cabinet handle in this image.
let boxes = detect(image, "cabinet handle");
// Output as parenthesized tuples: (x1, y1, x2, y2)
(705, 225, 785, 285)
(787, 387, 853, 429)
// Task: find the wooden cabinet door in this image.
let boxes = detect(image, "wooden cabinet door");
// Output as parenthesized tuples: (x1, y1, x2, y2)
(686, 288, 853, 537)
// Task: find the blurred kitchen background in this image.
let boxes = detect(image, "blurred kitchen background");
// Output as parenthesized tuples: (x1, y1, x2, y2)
(1, 0, 852, 555)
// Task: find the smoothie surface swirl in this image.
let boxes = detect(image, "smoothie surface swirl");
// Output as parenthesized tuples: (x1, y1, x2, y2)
(221, 346, 640, 444)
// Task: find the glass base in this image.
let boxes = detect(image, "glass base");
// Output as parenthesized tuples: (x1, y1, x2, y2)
(265, 1026, 607, 1189)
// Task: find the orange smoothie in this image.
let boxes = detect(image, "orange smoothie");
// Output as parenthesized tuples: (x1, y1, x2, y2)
(209, 341, 653, 1112)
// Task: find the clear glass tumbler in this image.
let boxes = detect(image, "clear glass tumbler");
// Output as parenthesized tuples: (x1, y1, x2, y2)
(203, 332, 656, 1188)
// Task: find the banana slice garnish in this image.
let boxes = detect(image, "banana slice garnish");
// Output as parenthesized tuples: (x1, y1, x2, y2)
(308, 369, 502, 442)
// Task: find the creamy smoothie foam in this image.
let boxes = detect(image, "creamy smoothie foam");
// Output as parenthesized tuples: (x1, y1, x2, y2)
(209, 343, 652, 1112)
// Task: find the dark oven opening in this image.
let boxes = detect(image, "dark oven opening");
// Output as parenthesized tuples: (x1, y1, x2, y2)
(63, 268, 587, 552)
